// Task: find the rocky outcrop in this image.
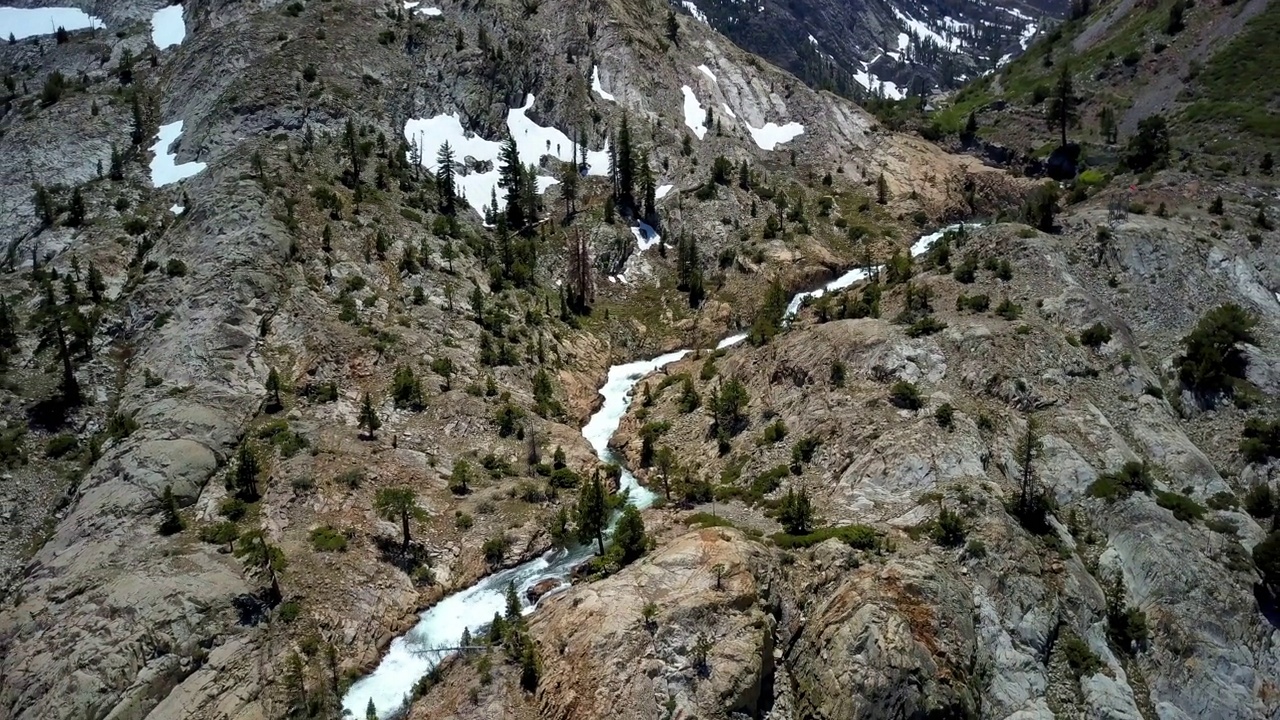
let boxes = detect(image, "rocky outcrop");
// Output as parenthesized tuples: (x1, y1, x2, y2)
(529, 528, 777, 720)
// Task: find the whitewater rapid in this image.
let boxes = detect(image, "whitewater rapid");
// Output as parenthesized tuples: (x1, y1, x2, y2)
(341, 224, 968, 718)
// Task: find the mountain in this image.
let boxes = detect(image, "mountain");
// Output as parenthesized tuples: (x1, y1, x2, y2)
(2, 0, 1280, 718)
(681, 0, 1070, 99)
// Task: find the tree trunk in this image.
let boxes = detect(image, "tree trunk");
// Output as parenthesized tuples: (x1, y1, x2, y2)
(595, 532, 605, 556)
(401, 511, 411, 553)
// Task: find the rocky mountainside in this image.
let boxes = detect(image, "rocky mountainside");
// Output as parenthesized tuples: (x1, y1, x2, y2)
(1, 0, 1279, 718)
(682, 0, 1069, 98)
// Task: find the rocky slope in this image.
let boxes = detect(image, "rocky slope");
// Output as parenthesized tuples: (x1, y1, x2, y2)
(686, 0, 1069, 99)
(0, 0, 1004, 719)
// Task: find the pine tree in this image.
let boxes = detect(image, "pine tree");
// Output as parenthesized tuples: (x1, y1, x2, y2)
(343, 118, 363, 188)
(1047, 63, 1077, 149)
(778, 486, 814, 534)
(0, 296, 18, 352)
(233, 443, 261, 501)
(264, 367, 283, 412)
(158, 484, 185, 535)
(498, 135, 525, 231)
(33, 283, 82, 406)
(639, 153, 656, 224)
(86, 263, 105, 302)
(560, 158, 579, 220)
(436, 141, 456, 215)
(876, 173, 889, 204)
(283, 651, 307, 718)
(358, 392, 381, 439)
(235, 529, 286, 600)
(576, 470, 608, 554)
(375, 487, 425, 553)
(665, 9, 678, 42)
(66, 187, 86, 227)
(613, 505, 646, 562)
(616, 114, 636, 211)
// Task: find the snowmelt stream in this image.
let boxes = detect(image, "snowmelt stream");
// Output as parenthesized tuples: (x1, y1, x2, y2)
(341, 224, 970, 718)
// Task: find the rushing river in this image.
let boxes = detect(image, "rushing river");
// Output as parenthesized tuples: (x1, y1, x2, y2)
(341, 224, 967, 718)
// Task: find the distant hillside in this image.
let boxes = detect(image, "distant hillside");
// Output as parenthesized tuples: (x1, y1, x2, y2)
(679, 0, 1069, 99)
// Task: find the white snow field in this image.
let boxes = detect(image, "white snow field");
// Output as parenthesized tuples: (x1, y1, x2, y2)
(681, 86, 707, 139)
(1, 6, 103, 40)
(150, 5, 185, 49)
(404, 94, 609, 218)
(681, 0, 707, 23)
(746, 121, 804, 151)
(591, 65, 616, 102)
(149, 121, 207, 187)
(655, 184, 673, 200)
(696, 64, 717, 82)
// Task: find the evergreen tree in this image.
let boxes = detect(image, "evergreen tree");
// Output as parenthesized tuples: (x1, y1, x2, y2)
(616, 114, 636, 211)
(436, 141, 457, 216)
(560, 158, 579, 220)
(1262, 152, 1274, 176)
(158, 484, 185, 535)
(498, 135, 525, 231)
(375, 486, 425, 553)
(33, 283, 82, 406)
(264, 367, 284, 412)
(358, 392, 381, 439)
(235, 529, 286, 599)
(1099, 106, 1117, 144)
(778, 486, 814, 534)
(1046, 63, 1078, 149)
(639, 153, 656, 224)
(613, 505, 647, 562)
(343, 118, 362, 188)
(283, 651, 307, 718)
(665, 8, 679, 42)
(0, 296, 18, 353)
(66, 187, 86, 227)
(576, 470, 608, 554)
(86, 263, 105, 303)
(233, 443, 261, 501)
(876, 173, 889, 204)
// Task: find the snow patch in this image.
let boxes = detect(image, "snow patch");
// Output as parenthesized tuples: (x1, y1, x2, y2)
(169, 204, 184, 215)
(696, 64, 717, 82)
(681, 0, 708, 23)
(0, 6, 103, 39)
(898, 32, 910, 51)
(680, 86, 707, 140)
(807, 34, 819, 46)
(150, 5, 185, 49)
(746, 121, 804, 151)
(149, 121, 207, 187)
(591, 66, 615, 102)
(404, 94, 610, 219)
(892, 7, 963, 52)
(721, 103, 736, 119)
(655, 184, 673, 200)
(417, 6, 442, 16)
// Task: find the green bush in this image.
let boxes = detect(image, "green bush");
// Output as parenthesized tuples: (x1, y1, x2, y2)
(935, 403, 954, 428)
(1087, 461, 1154, 501)
(1240, 418, 1280, 464)
(1060, 633, 1103, 678)
(906, 316, 947, 337)
(335, 468, 364, 489)
(165, 259, 187, 277)
(956, 293, 989, 312)
(1079, 323, 1112, 348)
(1177, 304, 1256, 396)
(1244, 484, 1275, 518)
(760, 418, 787, 445)
(43, 433, 80, 459)
(1155, 490, 1206, 523)
(771, 524, 881, 550)
(889, 381, 923, 410)
(932, 506, 966, 547)
(310, 525, 348, 552)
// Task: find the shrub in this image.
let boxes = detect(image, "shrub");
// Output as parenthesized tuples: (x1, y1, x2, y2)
(935, 403, 954, 428)
(1176, 304, 1257, 396)
(996, 298, 1022, 320)
(1155, 490, 1206, 523)
(1124, 114, 1170, 172)
(1087, 461, 1153, 500)
(43, 433, 80, 459)
(1079, 323, 1112, 348)
(310, 525, 348, 551)
(165, 259, 187, 277)
(932, 506, 966, 547)
(889, 381, 922, 410)
(1240, 419, 1280, 464)
(771, 524, 880, 550)
(956, 293, 990, 312)
(906, 316, 947, 337)
(335, 468, 364, 489)
(760, 418, 787, 445)
(482, 535, 511, 566)
(278, 601, 301, 622)
(1060, 634, 1103, 678)
(1244, 484, 1275, 519)
(1206, 491, 1238, 511)
(1255, 532, 1280, 596)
